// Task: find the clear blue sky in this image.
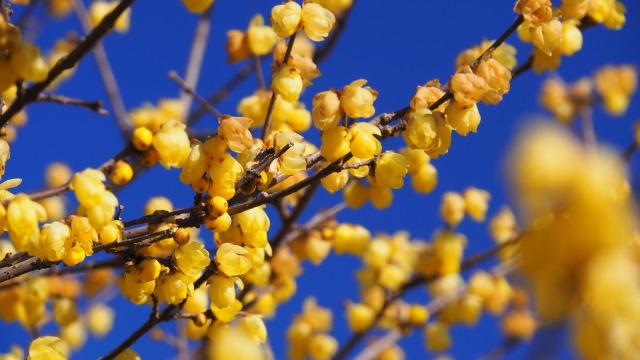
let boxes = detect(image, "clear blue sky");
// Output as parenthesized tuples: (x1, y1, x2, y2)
(3, 0, 639, 359)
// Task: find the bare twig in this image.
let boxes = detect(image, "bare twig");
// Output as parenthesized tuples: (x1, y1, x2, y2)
(179, 4, 213, 121)
(37, 93, 108, 115)
(186, 65, 253, 126)
(169, 71, 221, 119)
(0, 0, 136, 127)
(254, 55, 266, 90)
(72, 0, 132, 138)
(0, 0, 10, 22)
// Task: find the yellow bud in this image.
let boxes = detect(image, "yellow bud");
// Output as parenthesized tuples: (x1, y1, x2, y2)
(272, 66, 304, 103)
(144, 196, 173, 215)
(86, 304, 115, 338)
(408, 304, 429, 326)
(514, 0, 553, 27)
(312, 90, 342, 130)
(321, 126, 351, 161)
(369, 182, 392, 209)
(270, 2, 302, 38)
(424, 322, 452, 353)
(375, 151, 408, 189)
(343, 180, 369, 209)
(152, 119, 191, 169)
(449, 68, 488, 106)
(349, 122, 382, 160)
(138, 259, 162, 282)
(301, 3, 335, 41)
(341, 79, 377, 118)
(216, 243, 252, 277)
(558, 19, 583, 55)
(247, 14, 277, 55)
(238, 315, 268, 344)
(218, 116, 253, 153)
(463, 187, 490, 222)
(346, 303, 375, 332)
(440, 192, 465, 227)
(109, 160, 133, 186)
(308, 333, 338, 360)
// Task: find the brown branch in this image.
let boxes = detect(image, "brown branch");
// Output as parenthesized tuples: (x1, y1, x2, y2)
(179, 4, 214, 121)
(37, 93, 108, 115)
(0, 257, 123, 291)
(169, 71, 221, 119)
(234, 142, 293, 191)
(0, 0, 136, 128)
(72, 0, 132, 137)
(622, 142, 637, 161)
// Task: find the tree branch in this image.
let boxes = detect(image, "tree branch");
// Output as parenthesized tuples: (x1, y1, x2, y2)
(0, 0, 136, 128)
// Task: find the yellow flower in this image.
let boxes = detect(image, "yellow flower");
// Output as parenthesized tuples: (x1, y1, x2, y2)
(238, 315, 268, 344)
(530, 19, 563, 56)
(319, 166, 348, 194)
(27, 336, 67, 360)
(208, 153, 244, 200)
(375, 151, 408, 189)
(463, 187, 491, 222)
(343, 180, 368, 208)
(246, 14, 277, 55)
(274, 131, 307, 175)
(424, 322, 452, 353)
(514, 0, 553, 27)
(216, 243, 252, 277)
(272, 66, 304, 103)
(179, 144, 211, 185)
(70, 168, 106, 206)
(270, 2, 302, 38)
(403, 108, 452, 157)
(225, 30, 251, 63)
(9, 42, 48, 83)
(152, 119, 191, 169)
(411, 80, 447, 112)
(449, 67, 488, 106)
(132, 126, 153, 151)
(34, 221, 71, 262)
(594, 64, 637, 116)
(155, 273, 194, 305)
(539, 78, 575, 123)
(218, 116, 254, 153)
(349, 122, 381, 160)
(341, 79, 377, 118)
(346, 303, 375, 332)
(320, 126, 351, 161)
(173, 241, 211, 277)
(312, 90, 342, 130)
(301, 3, 335, 41)
(7, 194, 47, 251)
(445, 101, 481, 136)
(558, 19, 583, 56)
(440, 191, 465, 227)
(475, 58, 512, 105)
(531, 47, 562, 74)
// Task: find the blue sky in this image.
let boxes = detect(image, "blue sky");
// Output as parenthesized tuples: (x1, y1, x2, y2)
(2, 0, 640, 359)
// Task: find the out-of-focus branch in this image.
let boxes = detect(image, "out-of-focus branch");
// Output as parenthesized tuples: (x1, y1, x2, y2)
(179, 4, 213, 121)
(72, 0, 131, 138)
(37, 93, 108, 115)
(0, 0, 136, 128)
(169, 71, 221, 119)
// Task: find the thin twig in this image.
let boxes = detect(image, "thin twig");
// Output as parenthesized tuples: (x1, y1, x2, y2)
(0, 0, 136, 127)
(254, 55, 266, 90)
(186, 65, 253, 126)
(72, 0, 132, 138)
(0, 0, 10, 22)
(169, 71, 221, 119)
(37, 93, 108, 115)
(179, 4, 213, 121)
